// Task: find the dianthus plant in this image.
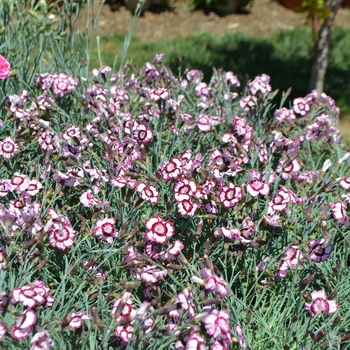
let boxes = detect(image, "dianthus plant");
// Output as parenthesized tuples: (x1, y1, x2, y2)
(0, 40, 350, 350)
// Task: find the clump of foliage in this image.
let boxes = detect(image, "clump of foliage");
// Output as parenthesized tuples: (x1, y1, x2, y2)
(0, 1, 350, 349)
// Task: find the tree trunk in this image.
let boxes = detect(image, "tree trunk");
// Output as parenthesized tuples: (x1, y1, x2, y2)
(309, 0, 342, 92)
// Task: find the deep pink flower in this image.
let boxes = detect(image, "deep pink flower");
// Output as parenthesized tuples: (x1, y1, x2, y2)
(11, 309, 37, 340)
(0, 55, 11, 79)
(200, 268, 230, 296)
(30, 330, 54, 350)
(308, 239, 332, 262)
(93, 218, 119, 244)
(0, 136, 19, 159)
(65, 312, 90, 329)
(145, 215, 175, 244)
(219, 183, 243, 208)
(304, 290, 338, 317)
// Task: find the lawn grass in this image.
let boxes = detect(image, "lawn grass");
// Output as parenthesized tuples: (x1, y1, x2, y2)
(91, 26, 350, 120)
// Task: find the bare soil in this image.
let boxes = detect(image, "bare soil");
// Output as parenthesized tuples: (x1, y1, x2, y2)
(75, 0, 350, 41)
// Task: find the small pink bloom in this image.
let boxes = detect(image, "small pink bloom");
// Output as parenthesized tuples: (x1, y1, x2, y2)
(293, 97, 310, 116)
(65, 312, 90, 329)
(219, 183, 243, 208)
(204, 309, 232, 343)
(79, 190, 109, 208)
(93, 218, 119, 244)
(177, 199, 199, 217)
(136, 183, 159, 204)
(174, 179, 197, 202)
(115, 324, 134, 343)
(330, 200, 349, 227)
(159, 157, 183, 180)
(0, 136, 19, 159)
(0, 55, 11, 79)
(11, 309, 37, 340)
(304, 290, 338, 318)
(133, 124, 153, 144)
(235, 324, 247, 349)
(246, 170, 270, 197)
(200, 268, 230, 296)
(308, 239, 332, 262)
(276, 245, 304, 279)
(30, 330, 54, 350)
(145, 215, 175, 244)
(12, 280, 52, 308)
(161, 239, 184, 263)
(339, 177, 350, 190)
(185, 332, 207, 350)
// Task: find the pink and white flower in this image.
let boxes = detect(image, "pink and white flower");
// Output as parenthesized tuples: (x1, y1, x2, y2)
(177, 199, 199, 217)
(330, 200, 350, 227)
(204, 309, 232, 345)
(145, 215, 175, 244)
(174, 179, 198, 202)
(219, 183, 243, 208)
(47, 208, 76, 251)
(304, 290, 338, 318)
(12, 280, 53, 308)
(200, 268, 230, 296)
(11, 309, 37, 340)
(30, 331, 54, 350)
(64, 311, 90, 329)
(93, 218, 119, 244)
(246, 170, 270, 197)
(133, 124, 153, 144)
(293, 97, 310, 116)
(136, 183, 159, 204)
(276, 245, 305, 278)
(159, 157, 183, 180)
(0, 136, 19, 159)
